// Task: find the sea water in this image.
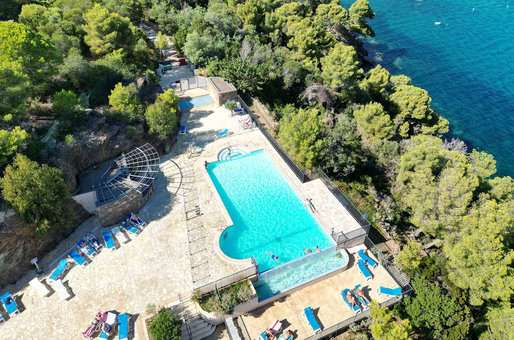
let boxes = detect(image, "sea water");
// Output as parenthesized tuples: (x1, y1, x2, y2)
(342, 0, 514, 176)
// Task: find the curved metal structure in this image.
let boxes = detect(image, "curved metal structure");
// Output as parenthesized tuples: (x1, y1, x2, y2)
(95, 143, 160, 206)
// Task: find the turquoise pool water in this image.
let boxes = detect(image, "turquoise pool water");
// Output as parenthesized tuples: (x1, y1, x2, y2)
(178, 95, 214, 111)
(254, 247, 349, 300)
(341, 0, 514, 176)
(207, 150, 333, 272)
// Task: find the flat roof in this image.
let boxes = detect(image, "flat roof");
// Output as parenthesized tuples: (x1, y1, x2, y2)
(210, 77, 237, 94)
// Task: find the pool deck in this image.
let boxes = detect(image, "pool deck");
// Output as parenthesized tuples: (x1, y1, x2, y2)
(240, 252, 400, 340)
(0, 88, 399, 339)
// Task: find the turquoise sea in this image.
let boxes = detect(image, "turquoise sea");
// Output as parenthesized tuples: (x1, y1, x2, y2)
(343, 0, 514, 176)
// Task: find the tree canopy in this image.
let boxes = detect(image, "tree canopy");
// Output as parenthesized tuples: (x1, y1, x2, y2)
(145, 89, 179, 139)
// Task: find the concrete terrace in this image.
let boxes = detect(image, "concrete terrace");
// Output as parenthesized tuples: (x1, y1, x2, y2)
(0, 88, 401, 339)
(240, 252, 399, 340)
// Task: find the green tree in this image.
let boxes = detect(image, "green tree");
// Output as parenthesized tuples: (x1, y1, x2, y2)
(395, 241, 423, 275)
(348, 0, 375, 36)
(145, 89, 179, 139)
(359, 65, 391, 100)
(1, 154, 69, 234)
(53, 90, 84, 127)
(207, 58, 269, 95)
(404, 276, 471, 339)
(0, 127, 29, 168)
(394, 135, 479, 237)
(102, 0, 144, 23)
(444, 199, 514, 306)
(0, 21, 58, 91)
(149, 308, 182, 340)
(370, 301, 411, 340)
(353, 102, 394, 146)
(108, 83, 143, 122)
(320, 43, 363, 95)
(480, 304, 514, 340)
(0, 60, 31, 115)
(83, 4, 136, 57)
(183, 30, 226, 66)
(389, 84, 448, 137)
(321, 113, 365, 178)
(469, 150, 496, 179)
(154, 31, 169, 51)
(278, 106, 325, 169)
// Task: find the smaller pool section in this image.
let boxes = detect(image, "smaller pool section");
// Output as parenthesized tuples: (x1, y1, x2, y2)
(217, 147, 247, 161)
(179, 95, 214, 111)
(254, 248, 349, 300)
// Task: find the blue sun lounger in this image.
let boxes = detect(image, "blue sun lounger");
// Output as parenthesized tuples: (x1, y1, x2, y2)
(0, 291, 19, 317)
(304, 306, 321, 333)
(128, 213, 146, 227)
(49, 259, 70, 281)
(69, 248, 88, 266)
(118, 312, 129, 340)
(122, 221, 140, 235)
(379, 286, 402, 297)
(357, 249, 378, 268)
(216, 128, 229, 138)
(179, 124, 187, 134)
(77, 239, 97, 257)
(358, 259, 373, 281)
(341, 289, 361, 314)
(102, 230, 116, 250)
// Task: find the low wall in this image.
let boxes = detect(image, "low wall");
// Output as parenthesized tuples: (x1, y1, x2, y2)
(72, 191, 97, 213)
(195, 265, 258, 296)
(96, 186, 153, 226)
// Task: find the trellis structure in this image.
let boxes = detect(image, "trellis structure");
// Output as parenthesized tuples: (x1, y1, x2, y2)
(95, 143, 160, 206)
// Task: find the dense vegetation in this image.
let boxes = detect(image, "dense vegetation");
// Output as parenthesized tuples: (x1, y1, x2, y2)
(148, 308, 182, 340)
(1, 0, 512, 338)
(0, 0, 179, 236)
(195, 279, 254, 314)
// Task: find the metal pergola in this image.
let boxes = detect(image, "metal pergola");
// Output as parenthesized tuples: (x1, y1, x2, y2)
(95, 143, 160, 206)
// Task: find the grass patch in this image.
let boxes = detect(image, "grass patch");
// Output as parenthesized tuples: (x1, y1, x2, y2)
(195, 280, 254, 315)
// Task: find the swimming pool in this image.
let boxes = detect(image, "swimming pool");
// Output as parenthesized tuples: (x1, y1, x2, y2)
(207, 149, 333, 272)
(178, 95, 214, 111)
(254, 247, 349, 300)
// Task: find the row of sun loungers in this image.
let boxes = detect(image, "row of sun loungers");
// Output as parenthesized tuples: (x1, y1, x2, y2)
(83, 311, 130, 340)
(102, 213, 146, 250)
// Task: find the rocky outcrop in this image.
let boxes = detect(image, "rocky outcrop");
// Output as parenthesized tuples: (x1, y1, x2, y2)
(0, 200, 89, 286)
(49, 112, 167, 192)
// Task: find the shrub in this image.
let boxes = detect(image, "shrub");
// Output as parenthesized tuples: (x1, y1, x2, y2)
(149, 308, 182, 340)
(145, 89, 179, 139)
(199, 280, 253, 314)
(108, 82, 143, 122)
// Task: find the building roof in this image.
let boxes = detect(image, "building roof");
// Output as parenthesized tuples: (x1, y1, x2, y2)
(209, 77, 237, 94)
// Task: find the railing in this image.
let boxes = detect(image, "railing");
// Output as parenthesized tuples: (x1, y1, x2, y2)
(175, 75, 208, 94)
(237, 96, 309, 183)
(303, 295, 402, 340)
(313, 169, 370, 231)
(365, 237, 411, 288)
(194, 264, 258, 296)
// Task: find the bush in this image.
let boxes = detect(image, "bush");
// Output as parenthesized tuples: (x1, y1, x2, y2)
(1, 154, 69, 235)
(199, 280, 253, 314)
(145, 89, 179, 139)
(108, 82, 143, 122)
(149, 308, 182, 340)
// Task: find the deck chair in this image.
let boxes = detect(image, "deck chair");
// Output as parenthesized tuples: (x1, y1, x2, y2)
(118, 313, 129, 340)
(49, 259, 71, 281)
(341, 289, 361, 314)
(69, 248, 88, 266)
(216, 128, 229, 138)
(121, 221, 140, 236)
(29, 277, 51, 297)
(112, 226, 130, 243)
(128, 212, 146, 227)
(357, 249, 378, 268)
(379, 286, 402, 297)
(357, 259, 373, 281)
(353, 284, 369, 310)
(77, 239, 97, 257)
(304, 306, 321, 333)
(0, 291, 20, 317)
(51, 280, 72, 301)
(99, 312, 117, 340)
(102, 230, 116, 250)
(85, 232, 102, 251)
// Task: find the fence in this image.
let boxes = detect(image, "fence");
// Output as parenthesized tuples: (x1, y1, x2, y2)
(365, 237, 411, 288)
(194, 264, 258, 296)
(175, 75, 208, 93)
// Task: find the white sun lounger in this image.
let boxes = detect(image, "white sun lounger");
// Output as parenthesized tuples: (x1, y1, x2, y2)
(29, 277, 52, 297)
(51, 280, 72, 301)
(112, 226, 130, 244)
